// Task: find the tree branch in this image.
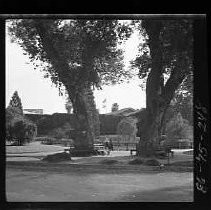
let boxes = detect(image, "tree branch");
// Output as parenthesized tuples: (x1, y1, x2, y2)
(161, 55, 189, 105)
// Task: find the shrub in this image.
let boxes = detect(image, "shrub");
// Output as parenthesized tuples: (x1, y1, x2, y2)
(6, 115, 37, 145)
(143, 159, 161, 166)
(166, 112, 193, 142)
(128, 158, 143, 165)
(100, 114, 123, 135)
(42, 152, 72, 162)
(117, 117, 138, 143)
(47, 122, 72, 140)
(25, 113, 124, 136)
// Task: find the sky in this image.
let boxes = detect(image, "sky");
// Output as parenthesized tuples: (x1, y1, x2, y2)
(6, 24, 146, 114)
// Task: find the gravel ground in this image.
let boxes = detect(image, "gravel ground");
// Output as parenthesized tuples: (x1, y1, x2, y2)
(6, 143, 193, 202)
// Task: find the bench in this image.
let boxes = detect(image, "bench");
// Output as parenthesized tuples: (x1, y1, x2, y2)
(94, 144, 107, 155)
(64, 144, 107, 155)
(130, 149, 137, 156)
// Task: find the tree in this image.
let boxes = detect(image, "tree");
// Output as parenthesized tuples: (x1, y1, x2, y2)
(8, 19, 132, 152)
(165, 112, 193, 146)
(132, 19, 193, 156)
(111, 103, 119, 112)
(6, 107, 37, 145)
(8, 91, 23, 115)
(117, 117, 137, 144)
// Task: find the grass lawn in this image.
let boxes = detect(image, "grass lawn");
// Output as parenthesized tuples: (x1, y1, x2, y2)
(6, 141, 67, 154)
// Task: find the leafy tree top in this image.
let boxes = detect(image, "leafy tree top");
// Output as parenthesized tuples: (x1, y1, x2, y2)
(8, 91, 23, 115)
(131, 19, 193, 105)
(117, 117, 137, 136)
(7, 19, 134, 93)
(111, 103, 119, 112)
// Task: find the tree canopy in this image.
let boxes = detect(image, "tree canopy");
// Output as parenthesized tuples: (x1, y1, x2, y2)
(111, 102, 119, 112)
(131, 19, 193, 105)
(8, 91, 23, 115)
(8, 19, 133, 93)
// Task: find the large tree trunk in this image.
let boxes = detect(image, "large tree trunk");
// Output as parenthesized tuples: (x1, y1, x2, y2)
(67, 84, 99, 152)
(34, 21, 100, 153)
(136, 20, 188, 157)
(136, 104, 167, 157)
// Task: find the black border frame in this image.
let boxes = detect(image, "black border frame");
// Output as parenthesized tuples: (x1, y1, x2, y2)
(0, 14, 210, 210)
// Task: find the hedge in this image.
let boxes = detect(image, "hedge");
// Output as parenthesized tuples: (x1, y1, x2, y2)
(25, 113, 124, 136)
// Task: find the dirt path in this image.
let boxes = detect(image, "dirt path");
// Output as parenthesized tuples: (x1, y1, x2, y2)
(6, 167, 193, 202)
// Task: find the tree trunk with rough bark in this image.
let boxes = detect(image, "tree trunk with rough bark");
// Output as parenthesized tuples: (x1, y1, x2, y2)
(67, 84, 99, 152)
(136, 20, 191, 157)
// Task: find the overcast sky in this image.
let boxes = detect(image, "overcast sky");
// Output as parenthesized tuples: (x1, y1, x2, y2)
(6, 25, 146, 114)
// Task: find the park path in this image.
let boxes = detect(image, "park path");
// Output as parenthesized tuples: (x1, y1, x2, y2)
(6, 167, 193, 202)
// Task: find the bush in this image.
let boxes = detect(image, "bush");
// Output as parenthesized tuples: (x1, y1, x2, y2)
(6, 117, 37, 145)
(24, 113, 124, 136)
(128, 158, 143, 165)
(47, 122, 72, 140)
(143, 159, 161, 166)
(100, 114, 123, 135)
(36, 113, 75, 136)
(166, 112, 193, 142)
(42, 152, 72, 162)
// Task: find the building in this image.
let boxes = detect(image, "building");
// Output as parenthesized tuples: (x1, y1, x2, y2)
(23, 109, 43, 115)
(105, 108, 138, 117)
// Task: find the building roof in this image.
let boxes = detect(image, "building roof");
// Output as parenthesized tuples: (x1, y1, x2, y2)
(105, 108, 137, 117)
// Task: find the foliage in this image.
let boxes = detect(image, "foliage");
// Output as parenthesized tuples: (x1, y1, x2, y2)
(48, 122, 72, 139)
(8, 91, 23, 115)
(7, 19, 133, 92)
(37, 113, 75, 135)
(100, 114, 123, 135)
(165, 112, 193, 142)
(116, 117, 137, 140)
(111, 103, 119, 112)
(6, 117, 37, 145)
(6, 104, 37, 145)
(25, 113, 123, 136)
(131, 19, 193, 101)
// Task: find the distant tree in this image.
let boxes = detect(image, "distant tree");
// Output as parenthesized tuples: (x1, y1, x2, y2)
(48, 122, 72, 140)
(111, 103, 119, 112)
(6, 93, 37, 145)
(8, 91, 23, 115)
(117, 117, 137, 143)
(165, 112, 193, 146)
(6, 115, 37, 145)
